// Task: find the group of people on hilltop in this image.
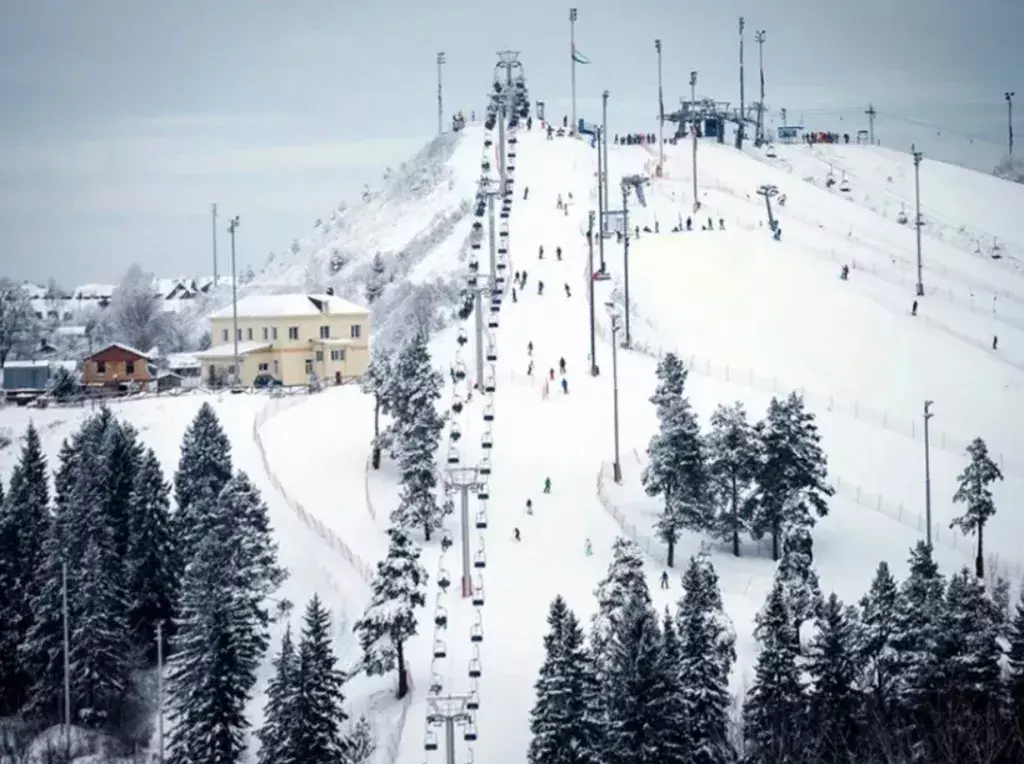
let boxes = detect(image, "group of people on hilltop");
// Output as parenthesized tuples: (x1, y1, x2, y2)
(614, 133, 660, 146)
(805, 131, 851, 145)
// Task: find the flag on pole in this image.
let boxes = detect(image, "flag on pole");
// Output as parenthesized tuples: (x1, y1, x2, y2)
(572, 44, 590, 64)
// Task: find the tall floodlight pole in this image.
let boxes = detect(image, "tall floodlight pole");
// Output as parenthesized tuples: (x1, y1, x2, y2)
(737, 17, 746, 149)
(755, 31, 766, 145)
(912, 146, 924, 296)
(655, 40, 665, 173)
(1007, 92, 1015, 156)
(866, 104, 877, 145)
(437, 52, 446, 136)
(607, 306, 622, 483)
(602, 90, 610, 214)
(62, 561, 71, 756)
(570, 8, 578, 131)
(596, 126, 606, 271)
(228, 216, 241, 388)
(587, 211, 598, 375)
(690, 71, 699, 212)
(621, 183, 631, 348)
(157, 621, 165, 764)
(923, 400, 934, 546)
(211, 203, 219, 287)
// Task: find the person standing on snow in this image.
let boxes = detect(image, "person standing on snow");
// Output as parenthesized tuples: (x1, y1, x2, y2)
(512, 287, 518, 302)
(549, 367, 555, 381)
(543, 477, 551, 493)
(584, 538, 593, 556)
(564, 283, 571, 297)
(561, 377, 568, 394)
(537, 281, 544, 295)
(527, 360, 534, 376)
(911, 300, 918, 316)
(538, 245, 544, 259)
(527, 341, 533, 356)
(660, 571, 669, 589)
(556, 246, 562, 261)
(525, 499, 534, 515)
(559, 357, 566, 375)
(513, 527, 521, 541)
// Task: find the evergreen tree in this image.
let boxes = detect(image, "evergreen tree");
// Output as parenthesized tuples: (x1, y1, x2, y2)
(950, 437, 1004, 579)
(0, 423, 51, 714)
(389, 335, 446, 540)
(344, 716, 376, 764)
(774, 527, 824, 638)
(353, 526, 427, 699)
(935, 568, 1004, 706)
(649, 352, 688, 419)
(591, 538, 651, 667)
(292, 594, 349, 762)
(858, 561, 900, 728)
(706, 402, 759, 557)
(750, 393, 834, 561)
(125, 447, 178, 664)
(174, 402, 233, 560)
(657, 609, 689, 764)
(529, 596, 599, 764)
(744, 581, 805, 763)
(98, 419, 142, 565)
(257, 624, 298, 764)
(365, 252, 387, 304)
(806, 593, 862, 764)
(676, 555, 735, 764)
(604, 592, 668, 764)
(1007, 589, 1024, 739)
(360, 348, 394, 469)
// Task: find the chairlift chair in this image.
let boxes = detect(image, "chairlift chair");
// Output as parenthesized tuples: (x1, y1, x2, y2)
(488, 315, 499, 329)
(474, 548, 487, 569)
(434, 603, 448, 628)
(766, 144, 777, 159)
(508, 150, 517, 160)
(897, 206, 908, 225)
(472, 220, 483, 232)
(471, 241, 481, 251)
(472, 578, 485, 606)
(450, 424, 462, 442)
(469, 258, 480, 272)
(477, 483, 490, 500)
(454, 362, 468, 381)
(481, 160, 491, 172)
(479, 456, 491, 475)
(471, 614, 484, 642)
(840, 176, 851, 193)
(467, 689, 481, 710)
(464, 722, 478, 742)
(483, 376, 495, 394)
(457, 328, 468, 345)
(451, 398, 464, 415)
(433, 639, 447, 659)
(467, 273, 478, 288)
(483, 404, 494, 422)
(468, 658, 483, 678)
(425, 731, 439, 752)
(446, 446, 460, 465)
(497, 261, 507, 272)
(499, 228, 508, 238)
(481, 430, 494, 448)
(437, 566, 451, 591)
(475, 510, 488, 529)
(429, 669, 444, 695)
(498, 246, 508, 256)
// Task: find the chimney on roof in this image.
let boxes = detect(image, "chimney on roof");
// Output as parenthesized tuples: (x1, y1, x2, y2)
(325, 286, 334, 296)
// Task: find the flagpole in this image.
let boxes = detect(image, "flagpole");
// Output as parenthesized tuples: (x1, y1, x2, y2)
(570, 8, 578, 133)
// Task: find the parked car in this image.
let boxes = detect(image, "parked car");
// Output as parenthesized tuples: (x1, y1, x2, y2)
(253, 373, 282, 389)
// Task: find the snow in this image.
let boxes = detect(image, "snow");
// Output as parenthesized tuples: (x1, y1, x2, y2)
(88, 341, 153, 360)
(197, 340, 273, 359)
(210, 293, 368, 319)
(7, 118, 1024, 763)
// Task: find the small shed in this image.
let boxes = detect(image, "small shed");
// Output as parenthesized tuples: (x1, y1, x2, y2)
(156, 370, 183, 392)
(776, 125, 804, 144)
(2, 360, 77, 391)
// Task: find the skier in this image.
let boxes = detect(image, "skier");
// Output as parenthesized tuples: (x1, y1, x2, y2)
(556, 246, 562, 261)
(549, 368, 555, 381)
(512, 287, 518, 303)
(719, 218, 725, 230)
(525, 499, 534, 515)
(556, 194, 564, 210)
(686, 216, 693, 231)
(564, 283, 571, 297)
(559, 357, 566, 375)
(527, 341, 534, 356)
(537, 281, 544, 295)
(706, 217, 713, 231)
(911, 300, 918, 316)
(993, 335, 999, 350)
(584, 538, 593, 556)
(840, 264, 849, 280)
(538, 245, 544, 259)
(544, 477, 552, 493)
(521, 270, 528, 287)
(654, 220, 660, 233)
(527, 360, 534, 376)
(513, 527, 521, 541)
(523, 186, 529, 200)
(561, 377, 568, 394)
(773, 226, 782, 241)
(660, 571, 669, 590)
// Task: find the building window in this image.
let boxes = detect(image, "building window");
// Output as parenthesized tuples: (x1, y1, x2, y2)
(96, 360, 106, 374)
(272, 327, 279, 340)
(126, 361, 135, 375)
(319, 325, 330, 339)
(262, 327, 269, 340)
(304, 359, 314, 374)
(236, 328, 243, 341)
(222, 329, 229, 342)
(315, 350, 324, 362)
(350, 324, 362, 339)
(258, 362, 269, 372)
(289, 326, 299, 340)
(247, 327, 253, 341)
(330, 349, 345, 362)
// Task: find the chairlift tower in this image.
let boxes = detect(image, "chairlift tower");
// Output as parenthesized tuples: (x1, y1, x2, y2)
(912, 145, 924, 296)
(619, 174, 648, 349)
(425, 693, 476, 764)
(443, 468, 485, 598)
(493, 51, 523, 193)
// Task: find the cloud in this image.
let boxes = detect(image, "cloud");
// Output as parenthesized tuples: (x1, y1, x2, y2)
(109, 113, 314, 133)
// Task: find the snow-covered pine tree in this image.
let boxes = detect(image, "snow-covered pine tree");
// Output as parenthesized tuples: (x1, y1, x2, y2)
(174, 402, 233, 562)
(603, 592, 669, 764)
(950, 437, 1004, 580)
(98, 418, 143, 565)
(805, 593, 863, 763)
(750, 393, 834, 561)
(642, 388, 709, 567)
(353, 526, 427, 699)
(0, 422, 51, 714)
(529, 596, 598, 764)
(774, 526, 824, 639)
(657, 608, 688, 764)
(344, 716, 376, 764)
(365, 252, 387, 305)
(389, 335, 446, 540)
(360, 348, 395, 469)
(858, 561, 900, 728)
(1008, 589, 1024, 742)
(743, 580, 805, 761)
(292, 594, 349, 762)
(676, 554, 735, 764)
(649, 352, 688, 420)
(257, 624, 298, 764)
(125, 446, 178, 664)
(591, 538, 651, 667)
(706, 402, 759, 557)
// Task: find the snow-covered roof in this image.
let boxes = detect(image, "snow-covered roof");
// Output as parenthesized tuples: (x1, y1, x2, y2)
(87, 342, 153, 360)
(20, 282, 48, 299)
(4, 360, 77, 371)
(210, 293, 368, 320)
(166, 352, 200, 369)
(195, 341, 272, 359)
(55, 325, 87, 336)
(71, 283, 115, 300)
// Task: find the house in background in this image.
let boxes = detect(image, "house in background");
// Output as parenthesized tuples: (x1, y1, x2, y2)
(165, 353, 202, 388)
(1, 360, 77, 402)
(82, 343, 154, 389)
(197, 292, 371, 387)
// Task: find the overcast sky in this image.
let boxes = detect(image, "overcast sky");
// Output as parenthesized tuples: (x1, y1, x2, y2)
(0, 0, 1019, 285)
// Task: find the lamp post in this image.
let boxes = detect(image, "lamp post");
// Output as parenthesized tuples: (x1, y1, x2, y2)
(228, 216, 241, 388)
(655, 40, 665, 173)
(690, 71, 699, 211)
(596, 126, 606, 271)
(569, 8, 578, 130)
(1007, 91, 1015, 156)
(923, 400, 934, 546)
(588, 211, 598, 375)
(606, 303, 622, 484)
(912, 146, 924, 296)
(621, 181, 632, 348)
(737, 17, 745, 149)
(437, 52, 446, 136)
(755, 31, 766, 145)
(602, 90, 610, 221)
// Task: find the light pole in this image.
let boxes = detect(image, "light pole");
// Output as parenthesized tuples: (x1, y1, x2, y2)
(755, 31, 766, 145)
(912, 146, 924, 297)
(655, 40, 665, 173)
(596, 126, 606, 271)
(690, 71, 699, 212)
(228, 216, 241, 388)
(923, 400, 934, 546)
(437, 52, 446, 136)
(569, 8, 578, 130)
(737, 17, 746, 149)
(211, 203, 218, 287)
(621, 180, 633, 348)
(602, 90, 610, 220)
(1007, 91, 1015, 156)
(588, 211, 598, 375)
(606, 303, 623, 483)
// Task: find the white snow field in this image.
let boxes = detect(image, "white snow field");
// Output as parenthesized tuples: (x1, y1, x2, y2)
(5, 117, 1024, 763)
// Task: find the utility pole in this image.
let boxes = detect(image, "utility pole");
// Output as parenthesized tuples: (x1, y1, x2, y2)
(923, 400, 934, 546)
(228, 216, 241, 388)
(437, 52, 446, 137)
(62, 561, 71, 757)
(602, 90, 610, 221)
(755, 31, 766, 145)
(737, 17, 745, 149)
(655, 39, 665, 173)
(690, 71, 699, 212)
(912, 146, 924, 296)
(607, 306, 623, 484)
(621, 182, 631, 348)
(569, 8, 578, 131)
(211, 203, 218, 287)
(866, 104, 877, 145)
(1007, 91, 1015, 156)
(157, 621, 165, 764)
(596, 126, 606, 271)
(781, 107, 787, 127)
(587, 211, 598, 375)
(425, 694, 476, 764)
(443, 469, 483, 597)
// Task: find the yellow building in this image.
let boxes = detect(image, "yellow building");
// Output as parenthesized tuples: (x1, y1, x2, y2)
(197, 293, 371, 387)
